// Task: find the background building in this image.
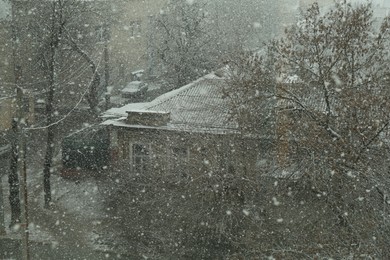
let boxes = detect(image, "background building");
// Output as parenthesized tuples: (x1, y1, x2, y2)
(107, 0, 169, 86)
(273, 0, 390, 37)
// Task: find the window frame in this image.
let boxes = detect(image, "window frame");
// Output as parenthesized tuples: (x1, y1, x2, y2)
(170, 146, 189, 177)
(129, 20, 142, 38)
(130, 142, 151, 175)
(95, 25, 105, 43)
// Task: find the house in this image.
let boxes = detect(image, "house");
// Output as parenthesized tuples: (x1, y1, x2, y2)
(101, 69, 274, 178)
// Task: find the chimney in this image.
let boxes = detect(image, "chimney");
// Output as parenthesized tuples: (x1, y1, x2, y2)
(126, 110, 170, 127)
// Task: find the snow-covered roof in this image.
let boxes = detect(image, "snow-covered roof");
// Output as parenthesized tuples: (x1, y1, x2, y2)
(132, 69, 144, 75)
(121, 81, 144, 94)
(102, 70, 239, 134)
(101, 102, 150, 118)
(276, 81, 335, 115)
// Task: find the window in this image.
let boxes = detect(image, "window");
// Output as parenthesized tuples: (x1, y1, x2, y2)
(119, 63, 125, 79)
(130, 20, 142, 37)
(95, 25, 104, 43)
(131, 143, 150, 174)
(95, 25, 109, 43)
(219, 153, 230, 174)
(171, 147, 189, 177)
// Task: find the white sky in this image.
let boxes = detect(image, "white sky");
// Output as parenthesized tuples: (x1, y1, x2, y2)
(0, 0, 10, 21)
(350, 0, 390, 7)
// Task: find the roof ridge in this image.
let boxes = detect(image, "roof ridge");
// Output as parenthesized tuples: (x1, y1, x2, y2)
(146, 72, 218, 111)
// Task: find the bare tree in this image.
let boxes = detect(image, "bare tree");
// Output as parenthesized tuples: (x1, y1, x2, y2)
(224, 1, 390, 257)
(223, 50, 276, 137)
(102, 134, 262, 259)
(16, 0, 110, 207)
(147, 0, 222, 89)
(147, 0, 278, 90)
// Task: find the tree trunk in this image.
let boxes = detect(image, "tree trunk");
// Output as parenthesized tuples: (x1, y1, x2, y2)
(43, 0, 64, 209)
(8, 119, 21, 225)
(103, 22, 110, 92)
(43, 124, 55, 209)
(43, 39, 56, 209)
(0, 171, 5, 234)
(9, 0, 21, 227)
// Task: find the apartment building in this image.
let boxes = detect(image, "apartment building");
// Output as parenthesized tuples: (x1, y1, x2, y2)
(108, 0, 168, 86)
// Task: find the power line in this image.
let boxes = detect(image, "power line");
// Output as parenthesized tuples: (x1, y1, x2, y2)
(0, 50, 103, 88)
(26, 54, 103, 131)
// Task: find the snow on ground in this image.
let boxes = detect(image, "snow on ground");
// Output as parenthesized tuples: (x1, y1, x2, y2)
(1, 167, 116, 251)
(50, 174, 105, 220)
(28, 222, 54, 242)
(87, 230, 116, 252)
(48, 173, 116, 252)
(1, 175, 55, 243)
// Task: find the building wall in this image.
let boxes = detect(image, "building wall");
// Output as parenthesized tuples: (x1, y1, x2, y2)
(108, 0, 169, 86)
(0, 95, 35, 132)
(110, 127, 269, 178)
(0, 17, 17, 133)
(298, 0, 334, 8)
(0, 98, 16, 131)
(273, 0, 338, 37)
(273, 0, 388, 37)
(0, 21, 13, 89)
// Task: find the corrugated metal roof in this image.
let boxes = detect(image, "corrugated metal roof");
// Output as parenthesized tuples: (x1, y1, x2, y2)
(146, 78, 236, 130)
(102, 71, 239, 133)
(276, 83, 334, 115)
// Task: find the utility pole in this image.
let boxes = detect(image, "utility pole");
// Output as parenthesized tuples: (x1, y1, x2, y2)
(0, 126, 9, 236)
(18, 126, 29, 260)
(10, 0, 30, 259)
(103, 21, 110, 111)
(0, 171, 5, 235)
(103, 22, 110, 93)
(9, 0, 21, 228)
